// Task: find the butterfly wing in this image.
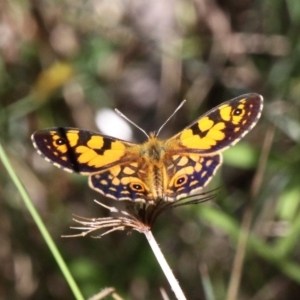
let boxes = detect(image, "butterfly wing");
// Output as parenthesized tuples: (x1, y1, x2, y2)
(172, 93, 263, 154)
(89, 160, 152, 202)
(31, 127, 136, 174)
(163, 93, 263, 201)
(32, 127, 157, 202)
(164, 153, 222, 201)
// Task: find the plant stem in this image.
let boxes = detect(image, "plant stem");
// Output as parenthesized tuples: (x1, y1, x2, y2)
(0, 144, 84, 300)
(144, 229, 187, 300)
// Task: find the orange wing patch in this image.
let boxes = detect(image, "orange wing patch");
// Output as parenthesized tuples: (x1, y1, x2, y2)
(32, 127, 133, 174)
(173, 94, 263, 154)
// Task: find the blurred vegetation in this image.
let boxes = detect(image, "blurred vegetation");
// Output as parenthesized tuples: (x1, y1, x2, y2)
(1, 0, 300, 299)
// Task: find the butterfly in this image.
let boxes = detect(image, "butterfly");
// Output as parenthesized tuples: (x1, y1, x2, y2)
(32, 93, 263, 204)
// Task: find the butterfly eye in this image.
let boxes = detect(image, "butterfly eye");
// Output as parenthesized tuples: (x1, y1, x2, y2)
(130, 182, 145, 192)
(175, 175, 188, 187)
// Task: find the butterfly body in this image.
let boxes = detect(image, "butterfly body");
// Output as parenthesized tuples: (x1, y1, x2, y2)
(32, 93, 263, 203)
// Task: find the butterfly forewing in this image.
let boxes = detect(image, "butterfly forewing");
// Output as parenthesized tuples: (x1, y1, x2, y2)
(174, 93, 263, 154)
(32, 127, 135, 174)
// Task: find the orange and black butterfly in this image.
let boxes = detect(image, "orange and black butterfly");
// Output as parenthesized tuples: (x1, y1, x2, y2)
(32, 94, 263, 203)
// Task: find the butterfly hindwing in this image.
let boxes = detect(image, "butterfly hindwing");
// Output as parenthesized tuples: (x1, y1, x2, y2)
(174, 93, 263, 154)
(31, 127, 134, 174)
(89, 153, 222, 202)
(164, 154, 222, 201)
(89, 162, 150, 202)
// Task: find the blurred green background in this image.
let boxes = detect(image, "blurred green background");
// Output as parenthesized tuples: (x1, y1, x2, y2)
(1, 0, 300, 299)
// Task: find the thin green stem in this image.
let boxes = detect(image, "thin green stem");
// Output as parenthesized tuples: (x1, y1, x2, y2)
(0, 143, 84, 300)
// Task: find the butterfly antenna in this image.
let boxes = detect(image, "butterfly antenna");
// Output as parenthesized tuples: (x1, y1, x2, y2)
(156, 100, 186, 137)
(115, 108, 149, 138)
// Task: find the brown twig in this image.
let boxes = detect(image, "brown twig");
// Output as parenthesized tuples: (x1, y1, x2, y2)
(225, 125, 275, 300)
